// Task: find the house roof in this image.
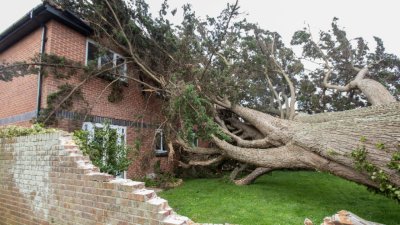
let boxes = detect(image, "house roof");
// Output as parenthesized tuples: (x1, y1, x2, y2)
(0, 3, 93, 53)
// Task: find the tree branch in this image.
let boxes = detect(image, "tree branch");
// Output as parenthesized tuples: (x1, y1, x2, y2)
(265, 72, 284, 119)
(255, 33, 296, 119)
(188, 155, 224, 166)
(230, 104, 290, 142)
(221, 127, 280, 148)
(212, 136, 378, 188)
(229, 163, 248, 180)
(199, 0, 239, 81)
(234, 167, 272, 185)
(322, 69, 351, 91)
(104, 0, 163, 86)
(176, 137, 220, 155)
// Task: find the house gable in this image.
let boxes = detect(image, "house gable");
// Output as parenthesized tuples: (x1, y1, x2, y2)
(0, 3, 92, 53)
(0, 3, 170, 179)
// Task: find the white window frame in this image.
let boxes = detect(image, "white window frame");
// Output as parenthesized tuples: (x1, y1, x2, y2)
(155, 129, 168, 155)
(85, 39, 127, 82)
(82, 122, 127, 178)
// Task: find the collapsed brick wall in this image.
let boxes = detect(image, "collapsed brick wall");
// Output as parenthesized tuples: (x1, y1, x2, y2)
(0, 132, 193, 225)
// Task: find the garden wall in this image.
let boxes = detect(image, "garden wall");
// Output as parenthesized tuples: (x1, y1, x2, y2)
(0, 132, 192, 225)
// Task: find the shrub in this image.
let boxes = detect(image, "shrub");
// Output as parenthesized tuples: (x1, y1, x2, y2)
(73, 121, 134, 176)
(0, 124, 55, 138)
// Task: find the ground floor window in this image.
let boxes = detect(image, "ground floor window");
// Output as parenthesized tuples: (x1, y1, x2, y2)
(155, 129, 168, 156)
(82, 122, 128, 178)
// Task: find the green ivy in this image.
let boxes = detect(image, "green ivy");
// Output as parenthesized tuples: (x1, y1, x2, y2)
(107, 81, 124, 103)
(41, 54, 79, 79)
(73, 121, 135, 176)
(0, 124, 55, 138)
(375, 142, 385, 150)
(388, 151, 400, 172)
(351, 143, 400, 201)
(37, 84, 83, 125)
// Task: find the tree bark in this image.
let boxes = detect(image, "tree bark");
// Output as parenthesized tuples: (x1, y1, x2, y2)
(234, 167, 272, 185)
(323, 67, 396, 106)
(212, 102, 400, 188)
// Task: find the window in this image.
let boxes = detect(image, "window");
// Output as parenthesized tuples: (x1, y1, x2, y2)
(192, 134, 199, 147)
(82, 122, 127, 178)
(155, 129, 168, 156)
(86, 40, 127, 82)
(82, 122, 126, 144)
(190, 131, 198, 147)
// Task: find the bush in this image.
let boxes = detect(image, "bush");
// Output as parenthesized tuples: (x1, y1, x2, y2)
(0, 124, 55, 138)
(73, 121, 134, 176)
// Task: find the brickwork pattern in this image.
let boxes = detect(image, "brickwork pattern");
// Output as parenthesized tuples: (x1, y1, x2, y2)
(0, 132, 193, 225)
(41, 20, 168, 179)
(46, 20, 87, 63)
(0, 19, 170, 179)
(0, 27, 42, 119)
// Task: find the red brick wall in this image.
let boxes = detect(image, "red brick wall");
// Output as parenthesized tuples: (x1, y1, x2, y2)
(43, 21, 163, 124)
(42, 20, 169, 179)
(0, 19, 170, 179)
(0, 132, 193, 225)
(0, 27, 42, 119)
(46, 20, 87, 63)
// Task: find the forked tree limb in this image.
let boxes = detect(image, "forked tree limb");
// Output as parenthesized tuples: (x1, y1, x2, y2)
(230, 105, 290, 143)
(234, 167, 272, 185)
(308, 31, 397, 106)
(212, 136, 378, 188)
(221, 127, 280, 148)
(255, 36, 296, 120)
(323, 67, 396, 105)
(229, 163, 248, 180)
(226, 117, 264, 139)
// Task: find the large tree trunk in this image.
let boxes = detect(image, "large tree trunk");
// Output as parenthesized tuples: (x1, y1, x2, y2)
(210, 102, 400, 189)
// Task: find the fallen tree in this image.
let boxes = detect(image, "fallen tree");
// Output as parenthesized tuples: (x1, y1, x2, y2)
(3, 0, 399, 200)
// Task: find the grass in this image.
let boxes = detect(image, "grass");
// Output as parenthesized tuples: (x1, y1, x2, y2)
(159, 171, 400, 225)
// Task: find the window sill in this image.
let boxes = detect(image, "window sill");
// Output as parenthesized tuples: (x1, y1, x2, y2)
(155, 150, 168, 157)
(98, 72, 128, 86)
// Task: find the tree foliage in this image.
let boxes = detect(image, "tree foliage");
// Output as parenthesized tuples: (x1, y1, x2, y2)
(2, 0, 399, 199)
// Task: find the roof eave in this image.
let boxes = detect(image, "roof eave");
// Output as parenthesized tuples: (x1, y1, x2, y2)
(0, 3, 92, 53)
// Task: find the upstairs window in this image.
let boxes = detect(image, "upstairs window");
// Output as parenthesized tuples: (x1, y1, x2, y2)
(86, 40, 127, 82)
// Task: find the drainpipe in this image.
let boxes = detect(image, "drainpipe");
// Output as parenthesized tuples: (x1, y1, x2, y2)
(36, 24, 47, 119)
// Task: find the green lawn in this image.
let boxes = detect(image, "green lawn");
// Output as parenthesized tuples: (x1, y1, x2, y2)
(158, 171, 400, 225)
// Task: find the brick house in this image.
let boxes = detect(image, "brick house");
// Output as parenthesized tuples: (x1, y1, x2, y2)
(0, 3, 172, 179)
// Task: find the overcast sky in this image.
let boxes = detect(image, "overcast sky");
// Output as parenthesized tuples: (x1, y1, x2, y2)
(1, 0, 399, 55)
